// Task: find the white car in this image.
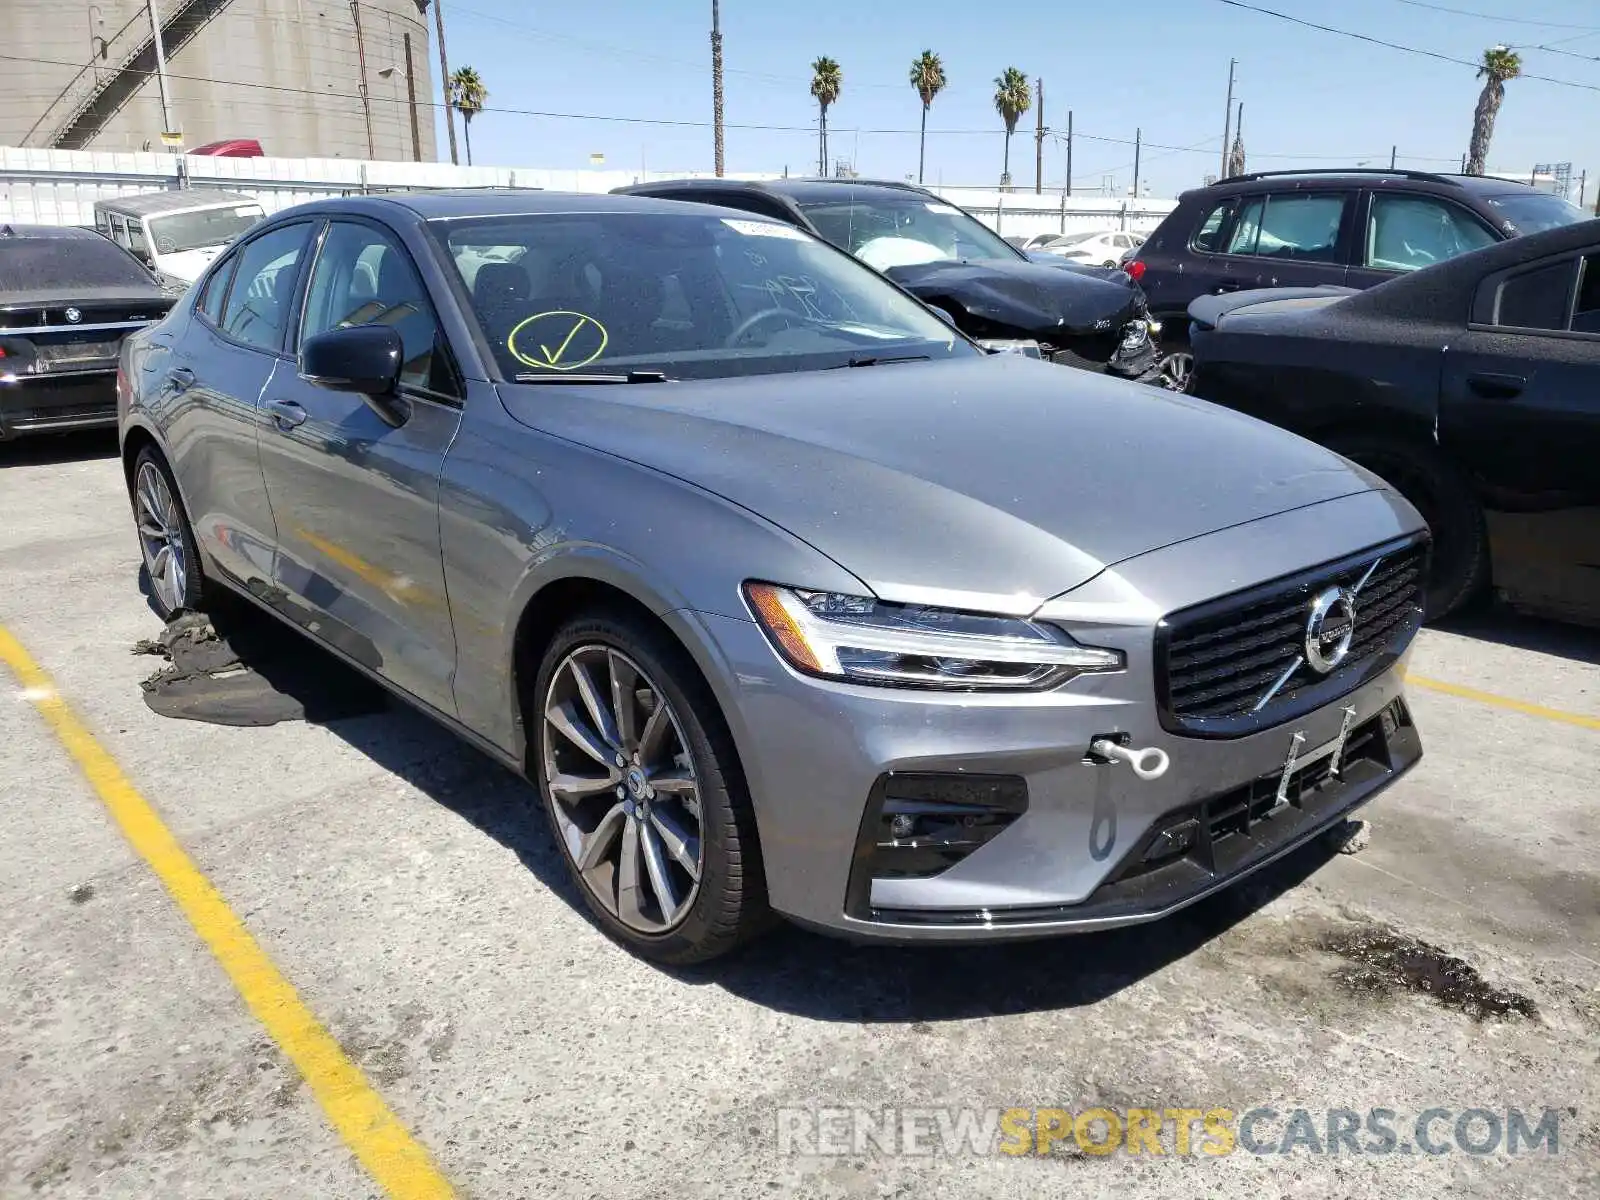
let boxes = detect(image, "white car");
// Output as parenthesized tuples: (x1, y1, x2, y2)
(1043, 229, 1144, 268)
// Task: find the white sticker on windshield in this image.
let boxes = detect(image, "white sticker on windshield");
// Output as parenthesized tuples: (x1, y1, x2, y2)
(924, 202, 961, 215)
(722, 218, 808, 240)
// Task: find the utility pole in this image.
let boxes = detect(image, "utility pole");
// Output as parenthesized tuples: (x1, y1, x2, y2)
(1034, 78, 1045, 194)
(403, 32, 422, 161)
(433, 0, 459, 165)
(1577, 169, 1586, 208)
(1220, 57, 1236, 179)
(711, 0, 725, 177)
(145, 0, 176, 142)
(1132, 127, 1141, 201)
(1065, 109, 1073, 197)
(1390, 144, 1397, 170)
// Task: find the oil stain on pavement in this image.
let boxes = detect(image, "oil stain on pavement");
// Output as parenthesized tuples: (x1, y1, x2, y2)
(1319, 925, 1541, 1022)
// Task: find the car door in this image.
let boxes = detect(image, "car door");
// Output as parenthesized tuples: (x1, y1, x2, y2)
(1208, 189, 1354, 294)
(158, 221, 315, 588)
(1439, 247, 1600, 623)
(1345, 190, 1500, 290)
(256, 216, 464, 714)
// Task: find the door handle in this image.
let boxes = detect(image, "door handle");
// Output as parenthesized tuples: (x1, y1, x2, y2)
(168, 367, 196, 391)
(266, 398, 308, 430)
(1466, 371, 1525, 399)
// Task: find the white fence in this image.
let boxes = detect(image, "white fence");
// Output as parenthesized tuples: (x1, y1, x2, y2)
(0, 147, 1174, 240)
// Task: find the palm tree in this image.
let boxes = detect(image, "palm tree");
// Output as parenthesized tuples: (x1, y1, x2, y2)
(449, 66, 488, 167)
(810, 56, 842, 176)
(909, 50, 946, 186)
(992, 67, 1031, 189)
(1465, 46, 1521, 176)
(1226, 102, 1245, 178)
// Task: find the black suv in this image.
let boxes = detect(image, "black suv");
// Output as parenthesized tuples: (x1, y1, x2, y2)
(614, 177, 1160, 379)
(1127, 169, 1589, 389)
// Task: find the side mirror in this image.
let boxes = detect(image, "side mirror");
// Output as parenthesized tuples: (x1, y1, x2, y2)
(299, 324, 407, 426)
(929, 305, 959, 330)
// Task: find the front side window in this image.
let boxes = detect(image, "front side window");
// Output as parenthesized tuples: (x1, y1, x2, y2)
(1225, 192, 1347, 261)
(795, 194, 1019, 270)
(219, 224, 309, 352)
(127, 220, 151, 259)
(149, 204, 264, 255)
(1366, 194, 1496, 273)
(439, 211, 969, 381)
(301, 221, 453, 395)
(197, 255, 235, 324)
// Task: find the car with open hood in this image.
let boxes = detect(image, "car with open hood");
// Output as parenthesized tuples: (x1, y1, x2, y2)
(119, 190, 1426, 964)
(613, 178, 1160, 379)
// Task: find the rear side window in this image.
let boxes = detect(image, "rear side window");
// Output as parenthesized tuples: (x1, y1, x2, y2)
(1225, 192, 1347, 262)
(219, 224, 310, 352)
(1365, 194, 1496, 273)
(196, 256, 236, 324)
(1190, 201, 1232, 251)
(1491, 260, 1577, 331)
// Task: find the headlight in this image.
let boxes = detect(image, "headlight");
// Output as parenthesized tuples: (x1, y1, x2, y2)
(743, 583, 1123, 691)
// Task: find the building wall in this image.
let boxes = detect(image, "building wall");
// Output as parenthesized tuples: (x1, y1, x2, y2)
(1, 0, 437, 161)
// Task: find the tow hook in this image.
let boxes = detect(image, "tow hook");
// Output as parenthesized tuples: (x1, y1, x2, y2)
(1089, 736, 1171, 781)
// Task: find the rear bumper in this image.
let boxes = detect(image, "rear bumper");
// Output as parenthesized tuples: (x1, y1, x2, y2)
(0, 371, 117, 439)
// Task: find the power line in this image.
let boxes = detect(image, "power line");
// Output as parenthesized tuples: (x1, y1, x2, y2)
(1388, 0, 1600, 29)
(1212, 0, 1600, 90)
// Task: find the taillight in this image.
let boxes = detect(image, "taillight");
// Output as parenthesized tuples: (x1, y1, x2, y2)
(116, 364, 129, 404)
(1125, 259, 1146, 282)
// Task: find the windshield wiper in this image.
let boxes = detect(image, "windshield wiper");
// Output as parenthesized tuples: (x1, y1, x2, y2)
(836, 354, 931, 369)
(513, 370, 671, 385)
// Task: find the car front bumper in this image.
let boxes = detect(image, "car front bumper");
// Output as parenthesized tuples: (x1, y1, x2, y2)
(684, 488, 1427, 943)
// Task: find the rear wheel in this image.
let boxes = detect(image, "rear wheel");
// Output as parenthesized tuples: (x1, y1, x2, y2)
(1327, 434, 1489, 619)
(131, 447, 205, 618)
(530, 610, 768, 963)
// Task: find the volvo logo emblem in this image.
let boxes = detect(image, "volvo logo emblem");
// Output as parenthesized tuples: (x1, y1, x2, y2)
(1305, 586, 1356, 674)
(64, 307, 82, 324)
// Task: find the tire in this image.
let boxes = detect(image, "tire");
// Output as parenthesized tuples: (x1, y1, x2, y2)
(530, 609, 769, 964)
(130, 446, 206, 619)
(1156, 343, 1193, 392)
(1327, 434, 1489, 619)
(1103, 259, 1118, 269)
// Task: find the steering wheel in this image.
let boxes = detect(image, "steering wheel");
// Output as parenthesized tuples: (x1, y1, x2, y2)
(725, 307, 795, 347)
(1401, 242, 1438, 265)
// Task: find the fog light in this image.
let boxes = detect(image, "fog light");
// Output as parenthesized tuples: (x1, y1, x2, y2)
(889, 814, 916, 839)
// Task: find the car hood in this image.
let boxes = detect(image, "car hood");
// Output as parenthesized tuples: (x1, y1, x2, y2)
(882, 256, 1144, 337)
(496, 355, 1380, 612)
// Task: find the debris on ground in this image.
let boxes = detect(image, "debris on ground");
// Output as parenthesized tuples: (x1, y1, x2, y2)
(134, 607, 385, 727)
(1325, 817, 1372, 856)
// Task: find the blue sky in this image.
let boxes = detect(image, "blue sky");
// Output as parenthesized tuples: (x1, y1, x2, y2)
(432, 0, 1600, 200)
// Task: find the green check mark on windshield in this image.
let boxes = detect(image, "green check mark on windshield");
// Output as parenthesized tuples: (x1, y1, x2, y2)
(541, 317, 589, 366)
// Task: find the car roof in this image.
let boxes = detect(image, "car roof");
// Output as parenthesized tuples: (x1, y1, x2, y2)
(93, 189, 260, 216)
(0, 223, 105, 241)
(1178, 169, 1554, 204)
(266, 189, 774, 224)
(617, 177, 941, 205)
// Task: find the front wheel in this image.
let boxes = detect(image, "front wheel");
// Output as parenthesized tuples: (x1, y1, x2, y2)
(1157, 346, 1193, 392)
(1327, 435, 1490, 619)
(531, 611, 768, 963)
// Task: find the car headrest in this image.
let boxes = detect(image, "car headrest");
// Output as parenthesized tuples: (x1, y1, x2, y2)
(474, 262, 530, 308)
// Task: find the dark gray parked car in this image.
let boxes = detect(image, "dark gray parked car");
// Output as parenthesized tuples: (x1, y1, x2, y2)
(119, 191, 1427, 963)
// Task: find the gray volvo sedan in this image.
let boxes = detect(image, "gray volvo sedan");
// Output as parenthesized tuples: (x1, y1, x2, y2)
(118, 191, 1426, 963)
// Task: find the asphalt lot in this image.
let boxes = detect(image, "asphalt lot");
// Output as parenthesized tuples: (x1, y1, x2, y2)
(2, 432, 1597, 1199)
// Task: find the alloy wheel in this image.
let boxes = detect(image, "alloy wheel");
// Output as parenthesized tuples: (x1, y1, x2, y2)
(542, 645, 704, 934)
(134, 461, 188, 614)
(1160, 350, 1194, 392)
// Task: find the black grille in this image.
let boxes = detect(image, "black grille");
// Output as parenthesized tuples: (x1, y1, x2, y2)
(1157, 536, 1427, 738)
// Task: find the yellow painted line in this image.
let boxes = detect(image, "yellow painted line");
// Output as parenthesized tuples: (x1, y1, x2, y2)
(1406, 672, 1600, 732)
(0, 626, 455, 1200)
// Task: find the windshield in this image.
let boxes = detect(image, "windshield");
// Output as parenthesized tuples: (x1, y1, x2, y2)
(148, 204, 264, 254)
(796, 193, 1021, 270)
(0, 237, 153, 292)
(1485, 193, 1588, 235)
(440, 212, 970, 381)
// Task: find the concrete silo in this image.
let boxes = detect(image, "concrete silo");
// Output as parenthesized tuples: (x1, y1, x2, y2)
(1, 0, 438, 161)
